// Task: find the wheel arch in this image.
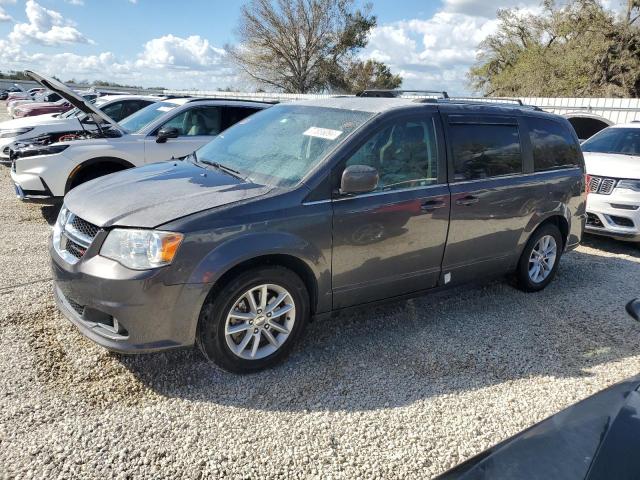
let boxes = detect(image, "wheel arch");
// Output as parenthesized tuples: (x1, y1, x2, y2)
(65, 156, 135, 193)
(202, 253, 320, 317)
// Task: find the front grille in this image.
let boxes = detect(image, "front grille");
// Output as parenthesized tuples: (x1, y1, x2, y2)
(64, 237, 87, 258)
(588, 176, 617, 195)
(55, 209, 100, 264)
(70, 216, 100, 239)
(609, 215, 634, 228)
(67, 297, 85, 316)
(586, 213, 604, 228)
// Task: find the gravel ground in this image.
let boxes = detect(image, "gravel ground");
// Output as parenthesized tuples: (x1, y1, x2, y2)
(1, 102, 640, 479)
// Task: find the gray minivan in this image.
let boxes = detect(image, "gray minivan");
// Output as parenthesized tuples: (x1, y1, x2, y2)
(50, 95, 586, 372)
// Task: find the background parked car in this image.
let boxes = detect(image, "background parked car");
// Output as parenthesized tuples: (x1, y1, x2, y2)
(0, 95, 161, 163)
(10, 71, 271, 201)
(581, 123, 640, 245)
(7, 90, 62, 116)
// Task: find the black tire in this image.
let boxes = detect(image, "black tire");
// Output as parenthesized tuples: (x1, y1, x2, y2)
(515, 223, 563, 292)
(196, 266, 310, 373)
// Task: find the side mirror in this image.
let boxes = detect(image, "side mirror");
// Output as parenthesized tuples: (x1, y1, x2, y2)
(156, 127, 179, 143)
(340, 165, 379, 195)
(626, 299, 640, 321)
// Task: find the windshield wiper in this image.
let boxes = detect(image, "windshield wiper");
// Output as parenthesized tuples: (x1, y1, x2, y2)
(198, 157, 247, 181)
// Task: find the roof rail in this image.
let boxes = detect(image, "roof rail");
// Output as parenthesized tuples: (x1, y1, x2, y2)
(449, 96, 523, 106)
(357, 89, 449, 99)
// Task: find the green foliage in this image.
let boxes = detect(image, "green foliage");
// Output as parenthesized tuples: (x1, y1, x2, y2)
(469, 0, 640, 97)
(229, 0, 402, 93)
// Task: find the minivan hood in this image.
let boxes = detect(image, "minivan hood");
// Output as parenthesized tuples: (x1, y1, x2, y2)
(583, 151, 640, 179)
(64, 161, 273, 228)
(25, 71, 118, 128)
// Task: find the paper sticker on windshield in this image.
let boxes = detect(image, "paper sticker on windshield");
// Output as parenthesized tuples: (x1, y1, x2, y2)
(157, 106, 173, 112)
(304, 127, 343, 140)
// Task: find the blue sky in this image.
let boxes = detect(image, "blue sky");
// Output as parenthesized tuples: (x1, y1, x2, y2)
(0, 0, 626, 94)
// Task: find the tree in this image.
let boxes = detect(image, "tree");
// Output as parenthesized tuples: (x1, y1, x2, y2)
(469, 0, 640, 97)
(342, 59, 402, 92)
(227, 0, 402, 93)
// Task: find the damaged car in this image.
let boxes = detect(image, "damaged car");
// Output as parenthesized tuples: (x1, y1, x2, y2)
(10, 71, 272, 202)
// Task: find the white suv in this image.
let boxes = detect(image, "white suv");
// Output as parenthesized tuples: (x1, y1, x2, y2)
(0, 95, 159, 163)
(582, 123, 640, 243)
(10, 72, 270, 202)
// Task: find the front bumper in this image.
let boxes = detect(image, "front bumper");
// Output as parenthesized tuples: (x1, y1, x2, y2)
(586, 190, 640, 242)
(51, 241, 209, 353)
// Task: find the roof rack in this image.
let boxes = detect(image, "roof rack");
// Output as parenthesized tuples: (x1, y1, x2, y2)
(449, 96, 523, 105)
(357, 89, 449, 99)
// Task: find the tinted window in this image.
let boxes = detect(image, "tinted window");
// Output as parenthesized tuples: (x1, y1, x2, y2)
(222, 106, 261, 130)
(345, 117, 438, 191)
(450, 124, 522, 180)
(101, 101, 125, 121)
(119, 101, 179, 133)
(161, 107, 221, 136)
(528, 118, 580, 171)
(581, 127, 640, 156)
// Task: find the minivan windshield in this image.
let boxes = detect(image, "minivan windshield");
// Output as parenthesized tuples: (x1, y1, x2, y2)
(119, 101, 179, 133)
(194, 104, 374, 187)
(581, 127, 640, 156)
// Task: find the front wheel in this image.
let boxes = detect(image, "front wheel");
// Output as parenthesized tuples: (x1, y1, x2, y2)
(515, 224, 563, 292)
(197, 266, 309, 373)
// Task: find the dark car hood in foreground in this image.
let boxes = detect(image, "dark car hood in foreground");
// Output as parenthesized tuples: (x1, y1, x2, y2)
(438, 376, 640, 480)
(64, 161, 272, 228)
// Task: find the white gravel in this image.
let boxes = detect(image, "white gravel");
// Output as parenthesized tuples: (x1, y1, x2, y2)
(1, 101, 640, 479)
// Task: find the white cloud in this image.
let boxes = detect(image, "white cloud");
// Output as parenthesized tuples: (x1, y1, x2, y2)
(136, 34, 226, 70)
(361, 1, 554, 95)
(9, 0, 92, 46)
(0, 7, 12, 21)
(65, 0, 85, 6)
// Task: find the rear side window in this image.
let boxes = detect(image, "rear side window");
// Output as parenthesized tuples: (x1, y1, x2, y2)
(528, 118, 580, 171)
(450, 123, 522, 181)
(221, 106, 260, 130)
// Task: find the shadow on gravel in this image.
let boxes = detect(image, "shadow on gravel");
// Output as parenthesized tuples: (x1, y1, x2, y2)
(581, 233, 640, 258)
(41, 204, 61, 226)
(113, 235, 640, 412)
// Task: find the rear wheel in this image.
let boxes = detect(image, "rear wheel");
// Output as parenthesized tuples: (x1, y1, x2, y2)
(515, 223, 563, 292)
(197, 266, 309, 373)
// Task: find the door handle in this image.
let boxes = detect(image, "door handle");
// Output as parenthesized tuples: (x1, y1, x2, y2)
(421, 199, 447, 212)
(455, 195, 479, 206)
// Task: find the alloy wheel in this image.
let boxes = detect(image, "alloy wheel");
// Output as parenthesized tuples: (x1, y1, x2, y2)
(528, 234, 557, 283)
(224, 283, 296, 360)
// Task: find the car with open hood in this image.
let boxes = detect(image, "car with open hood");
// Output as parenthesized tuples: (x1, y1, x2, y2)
(581, 123, 640, 244)
(0, 94, 160, 163)
(50, 93, 586, 373)
(10, 71, 271, 202)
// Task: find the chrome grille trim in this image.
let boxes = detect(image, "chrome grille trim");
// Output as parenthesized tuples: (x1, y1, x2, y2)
(588, 176, 617, 195)
(53, 208, 100, 264)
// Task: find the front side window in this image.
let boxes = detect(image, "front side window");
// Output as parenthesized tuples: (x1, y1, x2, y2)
(101, 101, 125, 121)
(528, 118, 581, 171)
(345, 117, 438, 191)
(450, 123, 522, 181)
(161, 107, 221, 136)
(195, 104, 374, 187)
(581, 127, 640, 156)
(119, 101, 180, 133)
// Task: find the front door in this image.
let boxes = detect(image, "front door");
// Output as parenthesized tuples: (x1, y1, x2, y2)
(144, 105, 223, 163)
(331, 112, 450, 309)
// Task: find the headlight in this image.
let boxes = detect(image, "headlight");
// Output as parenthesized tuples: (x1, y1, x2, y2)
(13, 144, 69, 159)
(100, 229, 184, 270)
(617, 179, 640, 192)
(52, 206, 70, 246)
(0, 127, 33, 138)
